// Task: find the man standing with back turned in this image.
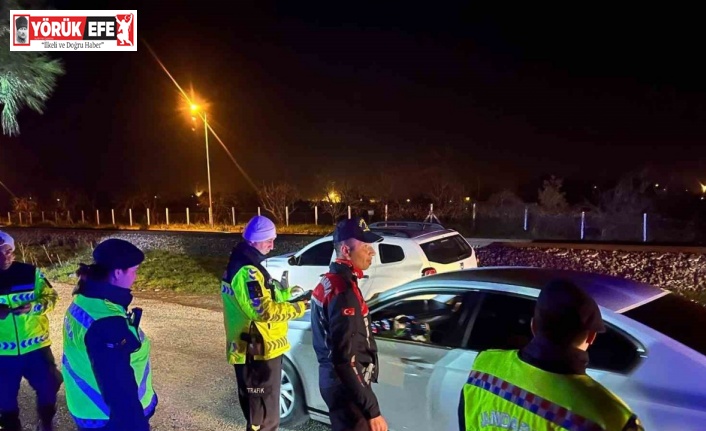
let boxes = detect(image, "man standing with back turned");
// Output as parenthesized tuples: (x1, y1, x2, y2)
(459, 279, 644, 431)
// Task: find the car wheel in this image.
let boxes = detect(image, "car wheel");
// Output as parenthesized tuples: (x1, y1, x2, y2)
(280, 357, 308, 427)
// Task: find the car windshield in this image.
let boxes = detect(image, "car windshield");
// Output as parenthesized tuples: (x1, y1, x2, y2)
(623, 293, 706, 356)
(420, 234, 473, 264)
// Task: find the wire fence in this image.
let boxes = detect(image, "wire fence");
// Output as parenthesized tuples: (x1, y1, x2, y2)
(1, 204, 699, 243)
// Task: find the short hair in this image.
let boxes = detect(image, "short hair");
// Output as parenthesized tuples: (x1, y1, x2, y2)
(334, 241, 345, 257)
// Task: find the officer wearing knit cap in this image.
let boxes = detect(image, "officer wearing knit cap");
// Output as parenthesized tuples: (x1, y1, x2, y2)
(460, 279, 643, 431)
(62, 239, 157, 431)
(0, 230, 61, 431)
(15, 16, 28, 44)
(221, 216, 307, 431)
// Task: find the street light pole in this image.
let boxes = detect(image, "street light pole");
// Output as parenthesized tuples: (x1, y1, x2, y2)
(204, 112, 213, 227)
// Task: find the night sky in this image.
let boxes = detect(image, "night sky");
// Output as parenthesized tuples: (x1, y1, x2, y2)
(1, 1, 705, 204)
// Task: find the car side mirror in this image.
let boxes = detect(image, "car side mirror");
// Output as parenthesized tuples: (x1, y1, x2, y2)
(288, 255, 298, 266)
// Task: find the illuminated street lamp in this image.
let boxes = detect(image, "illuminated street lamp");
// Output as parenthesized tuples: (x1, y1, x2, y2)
(189, 103, 213, 227)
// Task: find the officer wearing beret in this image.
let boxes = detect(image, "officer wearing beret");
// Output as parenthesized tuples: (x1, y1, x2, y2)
(62, 239, 157, 431)
(459, 280, 644, 431)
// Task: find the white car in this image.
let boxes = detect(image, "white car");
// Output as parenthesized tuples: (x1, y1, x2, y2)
(279, 267, 706, 430)
(263, 221, 478, 299)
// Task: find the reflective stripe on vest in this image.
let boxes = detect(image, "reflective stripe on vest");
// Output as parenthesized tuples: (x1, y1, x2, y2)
(0, 265, 51, 356)
(63, 297, 155, 424)
(71, 393, 158, 429)
(62, 354, 110, 417)
(9, 282, 34, 292)
(68, 302, 95, 329)
(467, 370, 604, 431)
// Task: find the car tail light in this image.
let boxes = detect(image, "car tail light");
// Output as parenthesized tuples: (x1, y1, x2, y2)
(422, 267, 437, 277)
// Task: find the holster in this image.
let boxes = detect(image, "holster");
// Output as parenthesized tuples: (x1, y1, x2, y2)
(240, 322, 265, 358)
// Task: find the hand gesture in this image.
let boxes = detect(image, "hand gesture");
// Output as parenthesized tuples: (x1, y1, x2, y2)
(368, 415, 388, 431)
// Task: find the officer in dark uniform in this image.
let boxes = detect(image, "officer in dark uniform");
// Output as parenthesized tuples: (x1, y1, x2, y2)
(310, 218, 388, 431)
(459, 279, 644, 431)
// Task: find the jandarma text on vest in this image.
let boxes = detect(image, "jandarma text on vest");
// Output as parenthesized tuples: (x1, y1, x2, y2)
(481, 411, 532, 431)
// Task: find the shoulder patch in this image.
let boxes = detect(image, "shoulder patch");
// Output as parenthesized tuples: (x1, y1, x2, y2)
(247, 281, 264, 299)
(248, 268, 259, 281)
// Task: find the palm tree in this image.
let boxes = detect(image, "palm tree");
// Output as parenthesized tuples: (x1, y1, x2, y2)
(0, 0, 65, 136)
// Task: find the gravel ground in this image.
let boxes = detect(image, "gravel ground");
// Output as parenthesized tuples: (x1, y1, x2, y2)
(476, 243, 706, 298)
(16, 284, 329, 431)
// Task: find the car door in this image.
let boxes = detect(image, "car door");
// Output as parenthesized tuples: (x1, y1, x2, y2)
(289, 239, 334, 290)
(369, 289, 482, 431)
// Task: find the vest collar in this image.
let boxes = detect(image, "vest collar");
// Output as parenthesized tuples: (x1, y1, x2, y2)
(76, 279, 134, 309)
(519, 335, 589, 375)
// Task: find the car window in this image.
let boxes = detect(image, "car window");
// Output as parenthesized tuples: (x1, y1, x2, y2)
(467, 293, 534, 351)
(378, 244, 405, 264)
(371, 292, 477, 348)
(467, 293, 640, 373)
(298, 241, 333, 266)
(623, 293, 706, 356)
(419, 234, 473, 264)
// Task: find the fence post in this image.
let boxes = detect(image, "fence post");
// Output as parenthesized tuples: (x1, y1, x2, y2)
(54, 212, 58, 222)
(147, 209, 150, 226)
(186, 208, 190, 225)
(81, 210, 85, 223)
(315, 206, 318, 225)
(286, 206, 290, 226)
(96, 210, 100, 226)
(67, 211, 71, 223)
(257, 207, 261, 216)
(29, 212, 32, 224)
(18, 212, 22, 225)
(472, 202, 477, 224)
(643, 213, 648, 242)
(166, 208, 170, 225)
(112, 209, 116, 226)
(129, 208, 133, 227)
(348, 206, 352, 219)
(580, 211, 586, 240)
(231, 207, 235, 225)
(7, 212, 10, 224)
(41, 211, 45, 222)
(523, 206, 529, 231)
(385, 204, 388, 221)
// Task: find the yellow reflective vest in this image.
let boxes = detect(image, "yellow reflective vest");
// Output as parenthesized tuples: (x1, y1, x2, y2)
(461, 349, 634, 431)
(62, 294, 156, 428)
(222, 264, 306, 364)
(0, 262, 57, 355)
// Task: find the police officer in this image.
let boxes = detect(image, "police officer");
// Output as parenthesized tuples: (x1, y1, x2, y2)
(222, 215, 308, 431)
(62, 239, 157, 431)
(311, 218, 389, 431)
(459, 279, 644, 431)
(0, 231, 61, 431)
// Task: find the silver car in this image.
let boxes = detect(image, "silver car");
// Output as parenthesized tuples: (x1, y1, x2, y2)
(279, 267, 706, 430)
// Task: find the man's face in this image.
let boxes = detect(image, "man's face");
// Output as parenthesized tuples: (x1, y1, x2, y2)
(0, 245, 15, 271)
(345, 239, 375, 271)
(252, 238, 275, 255)
(17, 26, 27, 40)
